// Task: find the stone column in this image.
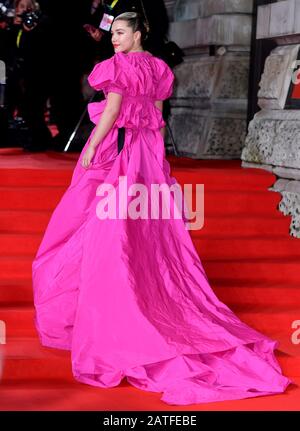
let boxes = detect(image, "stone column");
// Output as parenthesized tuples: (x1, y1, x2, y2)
(165, 0, 254, 159)
(241, 0, 300, 237)
(164, 0, 177, 21)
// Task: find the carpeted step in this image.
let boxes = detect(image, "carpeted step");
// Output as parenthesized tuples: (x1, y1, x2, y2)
(0, 186, 66, 210)
(0, 210, 291, 237)
(0, 305, 298, 340)
(1, 256, 300, 285)
(0, 281, 34, 304)
(1, 337, 299, 382)
(192, 236, 300, 260)
(203, 258, 300, 284)
(1, 233, 300, 260)
(1, 337, 72, 382)
(212, 285, 300, 308)
(0, 281, 299, 310)
(1, 357, 73, 382)
(0, 160, 276, 191)
(0, 169, 72, 187)
(173, 168, 276, 191)
(159, 188, 283, 216)
(0, 209, 51, 234)
(0, 186, 282, 214)
(0, 256, 33, 281)
(3, 354, 295, 382)
(0, 233, 42, 255)
(0, 376, 298, 411)
(190, 214, 291, 237)
(190, 190, 282, 215)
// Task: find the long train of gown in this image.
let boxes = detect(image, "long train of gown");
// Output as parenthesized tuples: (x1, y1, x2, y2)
(32, 51, 292, 405)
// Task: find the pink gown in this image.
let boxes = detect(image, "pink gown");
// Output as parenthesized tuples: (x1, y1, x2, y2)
(32, 51, 292, 405)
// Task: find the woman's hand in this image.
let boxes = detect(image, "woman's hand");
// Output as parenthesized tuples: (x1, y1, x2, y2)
(81, 145, 96, 169)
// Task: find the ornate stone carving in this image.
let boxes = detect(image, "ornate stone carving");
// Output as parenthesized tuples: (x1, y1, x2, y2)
(278, 192, 300, 238)
(166, 111, 206, 157)
(258, 45, 300, 109)
(169, 51, 250, 158)
(242, 118, 275, 163)
(166, 112, 246, 158)
(258, 55, 286, 99)
(215, 57, 250, 99)
(269, 179, 300, 237)
(174, 55, 250, 101)
(175, 59, 216, 99)
(242, 110, 300, 167)
(204, 118, 246, 156)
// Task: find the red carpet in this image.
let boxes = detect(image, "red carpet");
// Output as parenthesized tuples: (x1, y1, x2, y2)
(0, 148, 299, 410)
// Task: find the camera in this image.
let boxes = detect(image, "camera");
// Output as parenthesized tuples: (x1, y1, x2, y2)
(18, 9, 41, 29)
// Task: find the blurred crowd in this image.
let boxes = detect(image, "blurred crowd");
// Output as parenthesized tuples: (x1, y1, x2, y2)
(0, 0, 170, 152)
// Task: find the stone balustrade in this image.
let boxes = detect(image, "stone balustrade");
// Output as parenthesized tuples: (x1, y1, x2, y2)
(242, 0, 300, 237)
(257, 0, 300, 39)
(164, 0, 254, 159)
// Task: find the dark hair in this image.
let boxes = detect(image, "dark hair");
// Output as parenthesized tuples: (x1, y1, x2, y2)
(113, 12, 149, 45)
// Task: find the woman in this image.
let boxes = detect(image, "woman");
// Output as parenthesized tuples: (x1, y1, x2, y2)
(4, 0, 52, 151)
(32, 12, 292, 405)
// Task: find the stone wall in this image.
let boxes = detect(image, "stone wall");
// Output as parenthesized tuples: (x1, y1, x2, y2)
(164, 0, 254, 158)
(241, 0, 300, 237)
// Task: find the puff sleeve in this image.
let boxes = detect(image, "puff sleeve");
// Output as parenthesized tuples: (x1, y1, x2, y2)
(87, 54, 127, 96)
(155, 61, 175, 101)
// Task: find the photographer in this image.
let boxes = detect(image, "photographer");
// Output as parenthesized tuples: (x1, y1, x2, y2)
(3, 0, 52, 151)
(81, 0, 113, 67)
(37, 0, 87, 151)
(0, 1, 15, 110)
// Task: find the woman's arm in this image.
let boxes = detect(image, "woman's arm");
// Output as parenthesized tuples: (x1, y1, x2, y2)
(81, 92, 122, 168)
(89, 92, 123, 149)
(155, 100, 166, 140)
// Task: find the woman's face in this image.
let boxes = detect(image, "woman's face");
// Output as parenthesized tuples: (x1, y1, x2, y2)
(111, 20, 142, 53)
